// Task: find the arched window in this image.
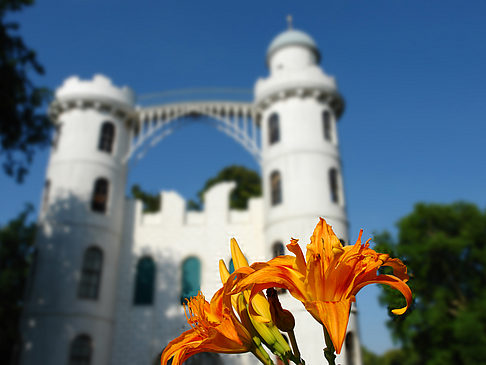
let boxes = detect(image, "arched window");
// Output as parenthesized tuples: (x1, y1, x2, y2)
(329, 168, 339, 204)
(98, 121, 115, 153)
(78, 247, 103, 300)
(185, 353, 222, 365)
(272, 242, 286, 293)
(270, 171, 282, 206)
(268, 113, 280, 145)
(323, 110, 332, 142)
(181, 257, 201, 304)
(133, 256, 156, 305)
(69, 334, 92, 365)
(25, 248, 38, 300)
(91, 178, 109, 213)
(272, 242, 285, 257)
(52, 123, 62, 150)
(42, 179, 50, 212)
(345, 332, 355, 365)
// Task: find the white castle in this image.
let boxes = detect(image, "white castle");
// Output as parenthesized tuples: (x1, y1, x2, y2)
(20, 25, 363, 365)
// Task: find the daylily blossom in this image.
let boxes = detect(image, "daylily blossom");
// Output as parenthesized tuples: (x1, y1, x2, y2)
(232, 218, 412, 354)
(161, 288, 256, 365)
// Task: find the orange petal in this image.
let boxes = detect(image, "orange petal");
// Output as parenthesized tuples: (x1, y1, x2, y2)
(305, 299, 351, 354)
(352, 274, 412, 315)
(286, 238, 307, 274)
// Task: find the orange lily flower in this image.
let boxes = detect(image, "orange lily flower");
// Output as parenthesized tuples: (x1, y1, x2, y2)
(161, 289, 254, 365)
(232, 218, 412, 354)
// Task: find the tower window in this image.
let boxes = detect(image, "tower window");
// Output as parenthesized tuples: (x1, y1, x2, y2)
(78, 247, 103, 300)
(91, 178, 109, 213)
(329, 168, 340, 204)
(272, 242, 286, 293)
(69, 334, 92, 365)
(98, 121, 115, 153)
(270, 171, 282, 206)
(345, 332, 355, 365)
(323, 110, 332, 142)
(272, 242, 285, 257)
(268, 113, 280, 145)
(42, 179, 50, 212)
(52, 123, 62, 150)
(181, 257, 201, 305)
(133, 256, 156, 305)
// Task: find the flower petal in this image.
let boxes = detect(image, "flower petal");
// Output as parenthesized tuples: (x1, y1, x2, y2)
(305, 299, 351, 354)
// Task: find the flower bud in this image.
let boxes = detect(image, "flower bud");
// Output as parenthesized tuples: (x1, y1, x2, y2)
(266, 288, 295, 332)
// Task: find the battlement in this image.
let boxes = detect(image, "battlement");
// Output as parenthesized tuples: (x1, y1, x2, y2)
(133, 181, 263, 228)
(55, 74, 135, 107)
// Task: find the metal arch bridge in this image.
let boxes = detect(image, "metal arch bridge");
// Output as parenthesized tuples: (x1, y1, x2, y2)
(125, 100, 261, 165)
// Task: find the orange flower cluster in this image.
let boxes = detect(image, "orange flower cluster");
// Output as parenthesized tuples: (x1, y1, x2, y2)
(161, 218, 412, 365)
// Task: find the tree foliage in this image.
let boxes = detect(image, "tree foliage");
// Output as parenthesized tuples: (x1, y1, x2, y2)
(374, 202, 486, 365)
(362, 347, 406, 365)
(0, 204, 36, 363)
(131, 184, 161, 213)
(1, 0, 52, 182)
(188, 165, 261, 210)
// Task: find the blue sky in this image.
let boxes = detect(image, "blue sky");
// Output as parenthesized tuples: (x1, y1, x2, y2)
(2, 0, 486, 355)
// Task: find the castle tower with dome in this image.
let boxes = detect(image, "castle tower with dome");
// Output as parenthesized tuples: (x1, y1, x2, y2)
(20, 24, 363, 365)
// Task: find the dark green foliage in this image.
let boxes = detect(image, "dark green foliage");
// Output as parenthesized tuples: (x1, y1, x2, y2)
(0, 204, 36, 363)
(374, 202, 486, 365)
(131, 184, 161, 213)
(191, 165, 262, 210)
(362, 347, 406, 365)
(0, 0, 52, 182)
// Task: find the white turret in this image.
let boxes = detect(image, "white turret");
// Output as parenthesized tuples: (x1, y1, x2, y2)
(257, 26, 362, 365)
(20, 75, 135, 365)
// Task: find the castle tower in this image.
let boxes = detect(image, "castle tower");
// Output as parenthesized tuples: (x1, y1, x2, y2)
(20, 75, 135, 365)
(256, 25, 363, 365)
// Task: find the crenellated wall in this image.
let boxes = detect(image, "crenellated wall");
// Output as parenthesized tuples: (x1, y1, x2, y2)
(110, 182, 264, 365)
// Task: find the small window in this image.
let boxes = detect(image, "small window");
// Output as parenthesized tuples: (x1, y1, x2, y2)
(25, 248, 38, 300)
(323, 110, 332, 142)
(272, 242, 286, 293)
(134, 256, 156, 305)
(42, 180, 50, 212)
(270, 171, 282, 206)
(329, 168, 339, 204)
(268, 113, 280, 145)
(69, 334, 92, 365)
(78, 247, 103, 300)
(181, 257, 201, 305)
(52, 123, 62, 150)
(91, 178, 109, 213)
(272, 242, 285, 257)
(98, 121, 115, 153)
(345, 332, 355, 365)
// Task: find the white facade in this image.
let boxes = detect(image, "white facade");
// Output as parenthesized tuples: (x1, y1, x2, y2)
(20, 27, 362, 365)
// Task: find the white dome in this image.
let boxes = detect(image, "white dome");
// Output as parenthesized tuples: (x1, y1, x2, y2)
(266, 29, 321, 63)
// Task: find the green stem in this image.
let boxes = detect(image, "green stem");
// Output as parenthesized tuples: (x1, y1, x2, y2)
(287, 329, 302, 363)
(322, 327, 336, 365)
(252, 339, 275, 365)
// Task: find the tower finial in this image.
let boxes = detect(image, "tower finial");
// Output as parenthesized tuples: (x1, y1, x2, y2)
(286, 14, 293, 29)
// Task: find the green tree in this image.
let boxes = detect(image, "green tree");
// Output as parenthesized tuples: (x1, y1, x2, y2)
(362, 347, 406, 365)
(374, 202, 486, 365)
(188, 165, 261, 210)
(0, 204, 36, 363)
(131, 184, 161, 213)
(1, 0, 52, 182)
